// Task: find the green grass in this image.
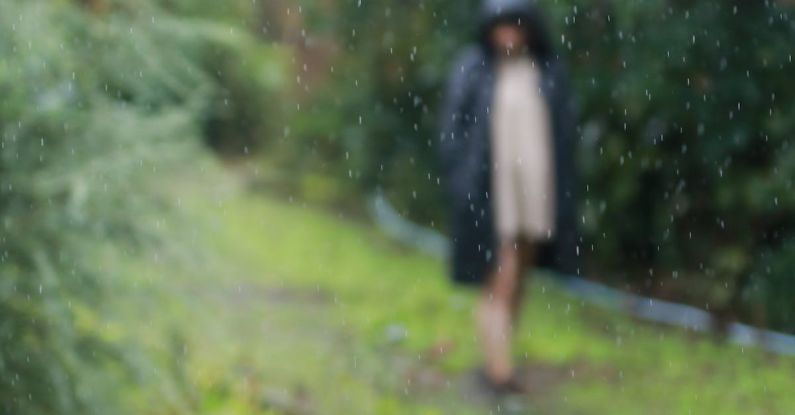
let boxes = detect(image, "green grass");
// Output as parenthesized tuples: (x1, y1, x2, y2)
(106, 163, 795, 414)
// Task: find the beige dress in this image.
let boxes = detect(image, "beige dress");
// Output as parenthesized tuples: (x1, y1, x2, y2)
(491, 56, 556, 241)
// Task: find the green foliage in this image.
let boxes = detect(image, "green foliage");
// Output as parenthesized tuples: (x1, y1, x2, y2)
(287, 0, 479, 225)
(0, 1, 286, 413)
(555, 1, 795, 329)
(191, 18, 290, 153)
(287, 0, 795, 331)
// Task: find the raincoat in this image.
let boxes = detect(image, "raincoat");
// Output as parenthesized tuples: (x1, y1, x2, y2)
(437, 0, 579, 285)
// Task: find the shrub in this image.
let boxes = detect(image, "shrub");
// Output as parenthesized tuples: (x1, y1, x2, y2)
(0, 1, 286, 413)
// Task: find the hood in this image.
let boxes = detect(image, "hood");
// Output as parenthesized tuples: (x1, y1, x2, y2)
(478, 0, 554, 61)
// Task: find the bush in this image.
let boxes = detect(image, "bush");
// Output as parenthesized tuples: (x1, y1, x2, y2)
(558, 0, 795, 329)
(0, 1, 286, 413)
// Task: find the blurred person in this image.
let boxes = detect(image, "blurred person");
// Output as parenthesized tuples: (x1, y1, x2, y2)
(437, 0, 578, 394)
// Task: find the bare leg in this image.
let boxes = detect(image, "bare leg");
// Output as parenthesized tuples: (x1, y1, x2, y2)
(477, 239, 522, 384)
(510, 239, 535, 324)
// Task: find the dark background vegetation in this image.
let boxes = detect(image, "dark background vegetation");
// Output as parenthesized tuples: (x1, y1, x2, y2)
(281, 0, 795, 334)
(2, 0, 795, 413)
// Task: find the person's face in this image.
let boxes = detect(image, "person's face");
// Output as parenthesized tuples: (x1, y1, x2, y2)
(490, 22, 527, 56)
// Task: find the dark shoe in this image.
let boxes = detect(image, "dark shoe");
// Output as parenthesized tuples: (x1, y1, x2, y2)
(475, 369, 527, 397)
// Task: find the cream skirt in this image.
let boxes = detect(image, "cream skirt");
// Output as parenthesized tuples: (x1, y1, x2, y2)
(490, 56, 556, 242)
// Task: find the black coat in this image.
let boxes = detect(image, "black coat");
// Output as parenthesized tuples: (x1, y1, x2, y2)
(437, 0, 579, 285)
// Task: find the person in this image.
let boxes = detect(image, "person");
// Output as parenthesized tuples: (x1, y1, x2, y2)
(437, 0, 578, 394)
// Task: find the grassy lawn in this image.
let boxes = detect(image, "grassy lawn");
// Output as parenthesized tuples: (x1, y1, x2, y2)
(105, 162, 795, 414)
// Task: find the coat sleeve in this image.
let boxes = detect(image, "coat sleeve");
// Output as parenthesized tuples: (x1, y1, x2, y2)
(552, 62, 578, 160)
(437, 47, 481, 184)
(549, 59, 582, 273)
(555, 60, 579, 205)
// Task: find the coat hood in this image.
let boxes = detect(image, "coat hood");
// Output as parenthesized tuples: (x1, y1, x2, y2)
(478, 0, 554, 61)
